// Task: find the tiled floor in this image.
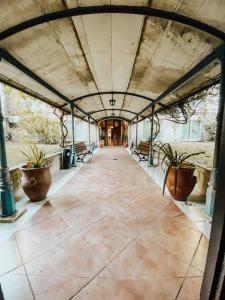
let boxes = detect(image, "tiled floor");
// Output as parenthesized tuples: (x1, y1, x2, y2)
(0, 147, 208, 300)
(126, 149, 212, 239)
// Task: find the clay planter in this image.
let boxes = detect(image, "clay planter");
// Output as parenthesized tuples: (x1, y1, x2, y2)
(166, 166, 197, 201)
(20, 166, 52, 202)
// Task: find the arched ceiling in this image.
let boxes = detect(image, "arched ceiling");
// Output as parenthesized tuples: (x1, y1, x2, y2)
(0, 0, 224, 123)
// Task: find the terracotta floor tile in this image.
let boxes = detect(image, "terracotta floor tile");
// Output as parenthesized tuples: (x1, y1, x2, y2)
(28, 275, 88, 300)
(73, 277, 183, 300)
(1, 267, 34, 300)
(191, 235, 209, 273)
(17, 201, 58, 231)
(60, 204, 108, 233)
(15, 215, 74, 263)
(146, 214, 201, 251)
(0, 236, 22, 276)
(107, 237, 190, 279)
(25, 237, 104, 277)
(50, 193, 85, 212)
(177, 277, 203, 300)
(81, 215, 136, 264)
(1, 148, 209, 299)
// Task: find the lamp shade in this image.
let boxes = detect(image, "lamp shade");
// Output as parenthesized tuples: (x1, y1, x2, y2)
(109, 98, 116, 106)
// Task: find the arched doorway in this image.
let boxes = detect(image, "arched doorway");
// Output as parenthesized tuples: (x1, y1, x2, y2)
(99, 119, 128, 147)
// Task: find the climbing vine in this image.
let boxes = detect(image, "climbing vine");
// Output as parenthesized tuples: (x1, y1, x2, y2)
(53, 108, 69, 148)
(150, 84, 219, 139)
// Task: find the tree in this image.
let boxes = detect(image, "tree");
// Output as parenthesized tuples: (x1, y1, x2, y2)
(18, 112, 61, 144)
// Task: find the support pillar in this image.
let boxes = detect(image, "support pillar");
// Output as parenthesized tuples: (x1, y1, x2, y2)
(135, 117, 138, 146)
(88, 116, 91, 146)
(148, 105, 155, 167)
(70, 104, 76, 167)
(201, 50, 225, 299)
(95, 122, 98, 148)
(205, 53, 225, 217)
(0, 94, 16, 217)
(128, 122, 131, 147)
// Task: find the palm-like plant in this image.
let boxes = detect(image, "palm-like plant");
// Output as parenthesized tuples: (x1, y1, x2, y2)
(156, 143, 204, 195)
(21, 145, 50, 168)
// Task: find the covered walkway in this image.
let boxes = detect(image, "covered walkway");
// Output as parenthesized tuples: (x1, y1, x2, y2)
(0, 148, 207, 300)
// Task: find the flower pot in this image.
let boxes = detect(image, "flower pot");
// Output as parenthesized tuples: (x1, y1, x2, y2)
(166, 167, 197, 201)
(20, 166, 52, 202)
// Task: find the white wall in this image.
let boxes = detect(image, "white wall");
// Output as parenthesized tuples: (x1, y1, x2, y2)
(129, 119, 152, 145)
(67, 117, 99, 146)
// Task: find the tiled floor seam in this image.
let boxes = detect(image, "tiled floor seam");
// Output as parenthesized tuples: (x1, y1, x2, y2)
(0, 151, 98, 245)
(127, 148, 210, 239)
(14, 236, 36, 300)
(98, 202, 174, 276)
(0, 263, 24, 278)
(68, 204, 173, 299)
(68, 266, 110, 300)
(174, 233, 203, 299)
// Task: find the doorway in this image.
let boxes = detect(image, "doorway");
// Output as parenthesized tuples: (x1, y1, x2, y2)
(99, 119, 128, 146)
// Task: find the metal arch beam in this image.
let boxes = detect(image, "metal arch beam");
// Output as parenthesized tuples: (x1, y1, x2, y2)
(88, 108, 138, 116)
(59, 91, 163, 109)
(0, 48, 96, 122)
(72, 91, 156, 103)
(131, 44, 225, 122)
(97, 116, 131, 123)
(0, 5, 225, 41)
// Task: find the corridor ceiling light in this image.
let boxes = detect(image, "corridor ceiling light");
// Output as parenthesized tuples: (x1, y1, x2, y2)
(111, 109, 115, 117)
(109, 94, 116, 106)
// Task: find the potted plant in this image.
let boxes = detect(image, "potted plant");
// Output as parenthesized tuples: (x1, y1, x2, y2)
(157, 143, 204, 201)
(20, 145, 52, 202)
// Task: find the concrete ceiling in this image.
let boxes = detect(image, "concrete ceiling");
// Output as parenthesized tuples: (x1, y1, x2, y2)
(0, 0, 224, 122)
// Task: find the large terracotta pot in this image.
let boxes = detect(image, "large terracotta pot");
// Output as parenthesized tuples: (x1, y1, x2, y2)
(20, 166, 52, 202)
(166, 166, 197, 201)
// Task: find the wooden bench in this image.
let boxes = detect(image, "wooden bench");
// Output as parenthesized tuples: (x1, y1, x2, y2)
(132, 141, 150, 162)
(74, 141, 95, 163)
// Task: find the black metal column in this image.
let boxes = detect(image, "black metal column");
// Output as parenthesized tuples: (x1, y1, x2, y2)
(135, 117, 138, 146)
(148, 105, 155, 167)
(70, 104, 76, 167)
(201, 51, 225, 299)
(88, 116, 91, 146)
(0, 94, 16, 217)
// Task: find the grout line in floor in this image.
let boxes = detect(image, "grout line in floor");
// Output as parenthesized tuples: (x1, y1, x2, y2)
(14, 235, 36, 300)
(174, 233, 203, 300)
(127, 148, 211, 239)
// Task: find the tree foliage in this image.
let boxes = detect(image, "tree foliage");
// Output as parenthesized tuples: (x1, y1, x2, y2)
(18, 113, 61, 144)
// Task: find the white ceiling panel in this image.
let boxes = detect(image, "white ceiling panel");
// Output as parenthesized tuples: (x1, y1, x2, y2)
(0, 0, 224, 122)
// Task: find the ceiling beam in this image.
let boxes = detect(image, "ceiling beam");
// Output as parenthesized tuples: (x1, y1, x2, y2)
(89, 108, 138, 116)
(131, 44, 225, 121)
(0, 48, 96, 122)
(0, 5, 225, 42)
(59, 91, 160, 108)
(96, 116, 131, 123)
